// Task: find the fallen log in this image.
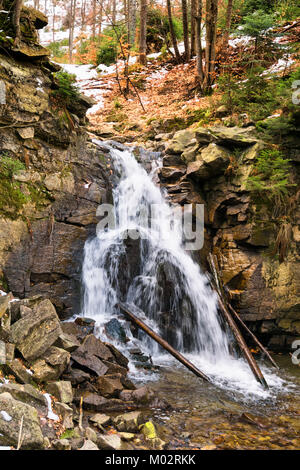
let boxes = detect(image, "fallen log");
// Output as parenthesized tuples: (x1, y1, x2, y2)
(208, 254, 269, 390)
(208, 253, 278, 369)
(227, 304, 279, 370)
(118, 302, 211, 384)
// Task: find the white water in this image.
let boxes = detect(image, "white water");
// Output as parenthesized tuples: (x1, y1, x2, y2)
(82, 144, 286, 400)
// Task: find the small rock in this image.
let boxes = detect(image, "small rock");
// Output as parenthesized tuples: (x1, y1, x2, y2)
(85, 427, 97, 443)
(89, 413, 111, 428)
(119, 432, 135, 441)
(104, 344, 129, 369)
(0, 383, 47, 413)
(113, 411, 143, 433)
(70, 437, 84, 450)
(54, 402, 73, 429)
(74, 317, 95, 335)
(80, 439, 99, 450)
(95, 374, 123, 398)
(52, 439, 71, 450)
(31, 347, 70, 383)
(45, 381, 73, 403)
(17, 127, 35, 139)
(3, 359, 36, 385)
(54, 333, 80, 352)
(97, 434, 122, 450)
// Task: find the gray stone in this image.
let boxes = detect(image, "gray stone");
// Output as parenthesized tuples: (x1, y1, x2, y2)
(89, 413, 111, 428)
(0, 383, 47, 413)
(45, 380, 73, 403)
(54, 402, 73, 429)
(10, 299, 62, 362)
(52, 438, 71, 450)
(97, 434, 122, 450)
(0, 392, 44, 449)
(113, 411, 143, 433)
(80, 439, 99, 450)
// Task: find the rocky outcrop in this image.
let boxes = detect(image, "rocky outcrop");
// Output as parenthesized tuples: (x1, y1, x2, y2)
(0, 3, 110, 318)
(0, 294, 168, 450)
(157, 126, 300, 350)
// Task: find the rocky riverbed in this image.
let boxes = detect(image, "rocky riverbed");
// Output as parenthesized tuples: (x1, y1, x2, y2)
(0, 293, 170, 450)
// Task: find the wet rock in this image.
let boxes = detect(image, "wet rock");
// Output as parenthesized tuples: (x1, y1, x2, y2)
(102, 360, 128, 376)
(54, 402, 73, 429)
(97, 434, 122, 450)
(89, 413, 111, 428)
(119, 386, 154, 405)
(104, 319, 127, 343)
(31, 347, 70, 383)
(52, 439, 71, 450)
(95, 374, 124, 398)
(45, 381, 73, 403)
(162, 154, 184, 166)
(79, 335, 114, 361)
(80, 439, 99, 450)
(74, 317, 95, 336)
(0, 392, 44, 449)
(104, 343, 129, 369)
(10, 299, 62, 362)
(0, 383, 47, 413)
(113, 411, 144, 433)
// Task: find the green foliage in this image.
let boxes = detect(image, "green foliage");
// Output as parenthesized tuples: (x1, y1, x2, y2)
(146, 7, 183, 53)
(247, 149, 294, 203)
(274, 0, 300, 21)
(96, 39, 117, 66)
(0, 154, 28, 217)
(60, 429, 75, 439)
(240, 0, 274, 15)
(47, 39, 68, 58)
(52, 71, 80, 105)
(238, 10, 274, 44)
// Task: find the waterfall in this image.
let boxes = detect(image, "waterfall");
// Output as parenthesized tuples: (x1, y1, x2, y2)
(82, 143, 282, 398)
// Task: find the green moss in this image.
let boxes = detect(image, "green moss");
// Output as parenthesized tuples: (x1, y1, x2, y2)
(60, 429, 75, 439)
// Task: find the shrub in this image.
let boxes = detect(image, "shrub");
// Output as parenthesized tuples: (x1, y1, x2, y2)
(246, 149, 295, 204)
(52, 71, 80, 105)
(96, 40, 118, 66)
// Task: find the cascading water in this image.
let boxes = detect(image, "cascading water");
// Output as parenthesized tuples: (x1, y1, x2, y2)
(82, 142, 285, 400)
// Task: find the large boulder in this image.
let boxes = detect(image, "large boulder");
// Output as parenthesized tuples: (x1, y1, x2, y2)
(186, 144, 231, 181)
(0, 383, 47, 413)
(10, 299, 62, 362)
(31, 346, 70, 383)
(0, 392, 44, 449)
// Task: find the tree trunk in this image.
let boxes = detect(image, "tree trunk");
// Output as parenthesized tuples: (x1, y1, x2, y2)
(195, 0, 204, 84)
(166, 0, 181, 63)
(69, 0, 76, 63)
(127, 0, 137, 47)
(190, 0, 197, 57)
(139, 0, 147, 65)
(182, 0, 190, 61)
(222, 0, 233, 50)
(204, 0, 218, 91)
(112, 0, 117, 24)
(92, 0, 96, 38)
(12, 0, 23, 46)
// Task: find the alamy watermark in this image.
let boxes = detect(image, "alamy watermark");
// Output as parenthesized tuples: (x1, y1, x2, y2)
(291, 339, 300, 365)
(95, 203, 204, 250)
(292, 80, 300, 105)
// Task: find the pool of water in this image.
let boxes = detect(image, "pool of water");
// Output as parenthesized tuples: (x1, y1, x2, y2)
(139, 354, 300, 450)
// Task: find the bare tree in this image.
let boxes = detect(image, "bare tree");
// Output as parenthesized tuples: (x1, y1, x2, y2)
(222, 0, 233, 50)
(166, 0, 181, 63)
(69, 0, 77, 63)
(139, 0, 147, 65)
(127, 0, 137, 47)
(12, 0, 23, 46)
(204, 0, 218, 90)
(182, 0, 190, 61)
(195, 0, 204, 83)
(190, 0, 197, 56)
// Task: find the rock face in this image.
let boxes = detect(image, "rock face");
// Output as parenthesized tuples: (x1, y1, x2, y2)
(0, 2, 110, 318)
(159, 125, 300, 349)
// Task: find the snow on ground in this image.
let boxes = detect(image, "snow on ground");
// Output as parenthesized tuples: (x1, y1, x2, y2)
(261, 56, 295, 75)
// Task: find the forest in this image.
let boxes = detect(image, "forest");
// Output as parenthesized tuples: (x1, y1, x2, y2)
(0, 0, 299, 455)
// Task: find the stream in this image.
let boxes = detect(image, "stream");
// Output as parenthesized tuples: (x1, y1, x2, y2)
(81, 141, 300, 450)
